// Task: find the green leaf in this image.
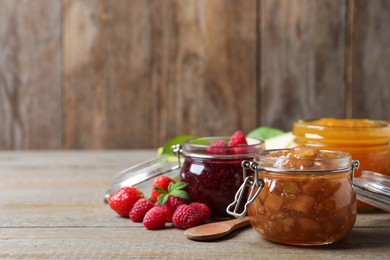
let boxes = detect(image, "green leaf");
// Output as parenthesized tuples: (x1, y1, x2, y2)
(247, 126, 284, 140)
(169, 190, 190, 201)
(169, 181, 188, 192)
(158, 193, 169, 206)
(154, 187, 168, 194)
(160, 135, 197, 157)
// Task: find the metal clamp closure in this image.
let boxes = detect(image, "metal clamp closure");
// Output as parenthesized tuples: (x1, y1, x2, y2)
(226, 160, 264, 218)
(351, 160, 360, 181)
(171, 144, 183, 168)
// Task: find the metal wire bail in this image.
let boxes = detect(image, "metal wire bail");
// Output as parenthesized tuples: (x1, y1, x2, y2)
(226, 160, 265, 218)
(351, 160, 360, 181)
(171, 144, 183, 168)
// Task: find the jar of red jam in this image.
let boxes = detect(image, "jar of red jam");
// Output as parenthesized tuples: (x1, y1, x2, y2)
(293, 118, 390, 210)
(227, 146, 359, 246)
(178, 136, 264, 219)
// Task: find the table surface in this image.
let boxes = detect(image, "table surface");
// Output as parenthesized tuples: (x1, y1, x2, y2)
(1, 150, 389, 259)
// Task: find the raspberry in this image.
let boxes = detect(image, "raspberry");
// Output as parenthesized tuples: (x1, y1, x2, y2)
(143, 206, 168, 230)
(172, 204, 200, 229)
(162, 196, 187, 221)
(151, 176, 175, 201)
(233, 144, 249, 155)
(229, 130, 248, 146)
(189, 202, 211, 223)
(129, 198, 155, 222)
(108, 187, 143, 217)
(207, 139, 227, 155)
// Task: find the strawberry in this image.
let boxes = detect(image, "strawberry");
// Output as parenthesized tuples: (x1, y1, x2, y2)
(189, 202, 210, 223)
(207, 139, 228, 155)
(129, 198, 155, 222)
(172, 204, 200, 229)
(229, 130, 248, 146)
(108, 187, 143, 217)
(143, 206, 168, 230)
(151, 175, 175, 201)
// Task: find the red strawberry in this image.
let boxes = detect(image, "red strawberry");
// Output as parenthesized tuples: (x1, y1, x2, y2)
(151, 176, 175, 201)
(189, 202, 211, 223)
(229, 130, 248, 146)
(172, 204, 200, 229)
(129, 198, 155, 222)
(207, 139, 228, 155)
(108, 187, 143, 217)
(162, 196, 187, 221)
(143, 206, 168, 230)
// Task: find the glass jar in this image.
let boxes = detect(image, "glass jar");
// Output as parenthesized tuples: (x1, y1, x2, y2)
(227, 146, 359, 246)
(293, 118, 390, 210)
(179, 136, 264, 219)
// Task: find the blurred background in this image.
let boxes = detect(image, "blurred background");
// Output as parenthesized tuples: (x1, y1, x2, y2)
(0, 0, 389, 150)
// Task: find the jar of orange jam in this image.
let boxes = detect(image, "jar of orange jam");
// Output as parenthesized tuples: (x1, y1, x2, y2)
(227, 146, 359, 246)
(293, 118, 390, 210)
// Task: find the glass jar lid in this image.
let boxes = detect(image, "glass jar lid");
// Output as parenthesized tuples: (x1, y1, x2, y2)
(353, 170, 390, 212)
(104, 155, 179, 203)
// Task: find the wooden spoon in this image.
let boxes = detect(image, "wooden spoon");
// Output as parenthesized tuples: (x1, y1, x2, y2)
(184, 216, 251, 241)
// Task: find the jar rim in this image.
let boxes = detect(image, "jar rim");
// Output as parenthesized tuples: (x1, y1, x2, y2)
(255, 149, 353, 173)
(293, 118, 390, 144)
(294, 118, 390, 131)
(182, 136, 265, 159)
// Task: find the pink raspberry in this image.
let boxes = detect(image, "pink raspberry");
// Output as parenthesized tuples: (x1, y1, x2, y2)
(233, 144, 249, 155)
(189, 202, 211, 223)
(129, 198, 155, 222)
(172, 205, 201, 229)
(207, 139, 227, 155)
(229, 130, 248, 146)
(143, 206, 168, 230)
(162, 195, 187, 221)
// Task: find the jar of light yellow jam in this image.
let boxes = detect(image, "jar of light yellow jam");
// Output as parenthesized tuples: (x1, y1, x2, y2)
(293, 118, 390, 210)
(227, 146, 359, 246)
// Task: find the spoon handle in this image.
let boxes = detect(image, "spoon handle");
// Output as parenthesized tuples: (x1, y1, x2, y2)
(184, 216, 251, 241)
(228, 217, 252, 231)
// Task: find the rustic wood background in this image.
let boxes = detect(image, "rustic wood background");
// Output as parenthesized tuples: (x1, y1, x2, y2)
(0, 0, 389, 150)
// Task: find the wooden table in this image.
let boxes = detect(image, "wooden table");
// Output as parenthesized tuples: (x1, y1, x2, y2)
(1, 150, 389, 259)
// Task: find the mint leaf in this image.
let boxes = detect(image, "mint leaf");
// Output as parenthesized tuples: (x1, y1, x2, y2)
(169, 190, 190, 201)
(154, 187, 168, 194)
(157, 193, 169, 206)
(158, 181, 190, 203)
(247, 126, 284, 140)
(169, 181, 188, 192)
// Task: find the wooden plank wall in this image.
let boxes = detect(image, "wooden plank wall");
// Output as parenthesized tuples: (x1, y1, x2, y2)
(0, 0, 389, 150)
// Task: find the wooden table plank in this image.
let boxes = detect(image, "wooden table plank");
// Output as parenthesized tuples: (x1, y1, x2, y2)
(0, 150, 389, 259)
(1, 227, 389, 259)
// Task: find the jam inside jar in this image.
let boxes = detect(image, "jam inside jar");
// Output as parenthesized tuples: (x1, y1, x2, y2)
(179, 136, 264, 219)
(227, 146, 359, 246)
